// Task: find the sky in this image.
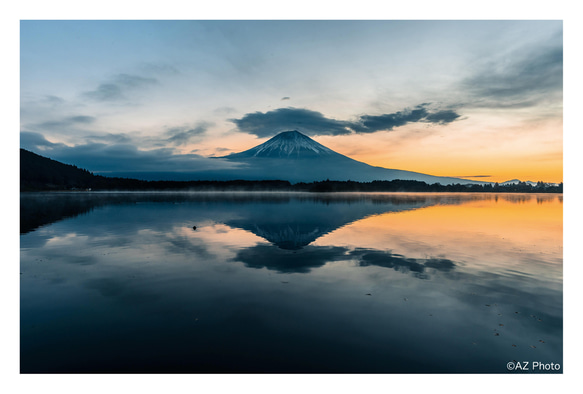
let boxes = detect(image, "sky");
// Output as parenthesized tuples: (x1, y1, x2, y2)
(20, 20, 563, 183)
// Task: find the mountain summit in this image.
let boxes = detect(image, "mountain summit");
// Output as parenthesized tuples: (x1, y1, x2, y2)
(225, 130, 336, 159)
(218, 130, 487, 185)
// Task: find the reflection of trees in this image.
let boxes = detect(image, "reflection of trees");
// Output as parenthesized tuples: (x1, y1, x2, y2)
(20, 191, 561, 239)
(499, 194, 559, 204)
(233, 243, 458, 278)
(21, 193, 102, 234)
(20, 192, 442, 235)
(536, 195, 558, 204)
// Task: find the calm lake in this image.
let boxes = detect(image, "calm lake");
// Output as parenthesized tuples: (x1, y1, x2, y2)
(20, 192, 563, 373)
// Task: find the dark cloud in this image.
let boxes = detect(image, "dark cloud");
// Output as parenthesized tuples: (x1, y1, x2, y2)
(351, 105, 430, 133)
(231, 107, 352, 137)
(462, 38, 562, 109)
(84, 73, 158, 102)
(231, 105, 462, 137)
(166, 123, 211, 146)
(21, 131, 65, 148)
(424, 110, 461, 124)
(281, 97, 290, 101)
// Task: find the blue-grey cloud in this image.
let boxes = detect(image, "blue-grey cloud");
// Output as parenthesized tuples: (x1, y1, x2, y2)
(84, 83, 125, 101)
(69, 115, 95, 124)
(424, 110, 461, 125)
(20, 131, 239, 173)
(281, 97, 290, 101)
(84, 73, 158, 102)
(231, 105, 462, 137)
(351, 105, 432, 133)
(21, 131, 66, 149)
(86, 133, 133, 144)
(462, 36, 562, 109)
(44, 95, 65, 105)
(35, 115, 97, 130)
(166, 123, 211, 146)
(115, 73, 158, 88)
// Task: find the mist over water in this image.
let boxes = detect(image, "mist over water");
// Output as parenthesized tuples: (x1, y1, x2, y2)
(20, 192, 562, 373)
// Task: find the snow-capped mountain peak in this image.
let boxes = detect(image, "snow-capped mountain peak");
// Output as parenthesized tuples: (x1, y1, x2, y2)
(218, 129, 488, 185)
(225, 130, 336, 159)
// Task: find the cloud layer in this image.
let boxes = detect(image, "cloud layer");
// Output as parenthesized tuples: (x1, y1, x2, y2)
(20, 131, 237, 173)
(83, 73, 158, 102)
(461, 34, 563, 109)
(165, 123, 212, 146)
(231, 105, 462, 137)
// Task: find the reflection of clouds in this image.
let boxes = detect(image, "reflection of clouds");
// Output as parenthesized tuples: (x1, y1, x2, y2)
(234, 244, 350, 273)
(164, 233, 213, 258)
(45, 233, 88, 246)
(20, 191, 484, 246)
(351, 248, 455, 279)
(233, 243, 459, 278)
(22, 247, 99, 266)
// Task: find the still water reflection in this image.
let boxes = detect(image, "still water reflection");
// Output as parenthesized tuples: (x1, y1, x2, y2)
(20, 192, 562, 373)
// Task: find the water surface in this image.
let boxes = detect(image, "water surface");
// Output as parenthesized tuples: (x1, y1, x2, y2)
(20, 192, 563, 373)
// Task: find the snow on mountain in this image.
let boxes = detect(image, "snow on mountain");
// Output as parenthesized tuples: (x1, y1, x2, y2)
(500, 179, 538, 186)
(225, 130, 336, 159)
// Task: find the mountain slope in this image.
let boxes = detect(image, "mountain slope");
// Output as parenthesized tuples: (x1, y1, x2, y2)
(20, 148, 97, 191)
(219, 130, 487, 185)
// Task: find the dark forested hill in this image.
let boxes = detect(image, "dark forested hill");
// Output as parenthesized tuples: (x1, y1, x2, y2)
(20, 149, 97, 191)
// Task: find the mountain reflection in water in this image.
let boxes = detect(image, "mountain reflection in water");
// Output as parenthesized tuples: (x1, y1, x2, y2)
(20, 192, 562, 373)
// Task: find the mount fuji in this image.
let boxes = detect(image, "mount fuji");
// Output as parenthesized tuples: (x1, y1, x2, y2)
(215, 130, 486, 185)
